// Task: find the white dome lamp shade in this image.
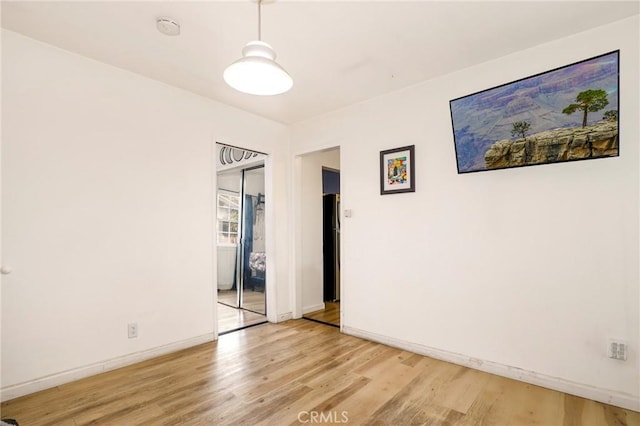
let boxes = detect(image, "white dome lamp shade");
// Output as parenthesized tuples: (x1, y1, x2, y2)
(224, 0, 292, 96)
(224, 41, 292, 95)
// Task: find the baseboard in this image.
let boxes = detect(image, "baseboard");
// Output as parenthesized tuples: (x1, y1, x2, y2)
(302, 303, 325, 315)
(277, 312, 293, 322)
(1, 333, 215, 402)
(342, 326, 639, 412)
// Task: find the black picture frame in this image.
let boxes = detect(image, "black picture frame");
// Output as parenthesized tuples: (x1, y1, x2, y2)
(450, 50, 619, 174)
(380, 145, 415, 195)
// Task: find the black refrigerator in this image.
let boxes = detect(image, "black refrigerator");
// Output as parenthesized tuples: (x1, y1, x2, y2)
(323, 194, 340, 302)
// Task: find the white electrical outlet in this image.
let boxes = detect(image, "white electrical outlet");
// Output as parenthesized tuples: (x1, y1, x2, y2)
(608, 339, 627, 361)
(128, 323, 138, 339)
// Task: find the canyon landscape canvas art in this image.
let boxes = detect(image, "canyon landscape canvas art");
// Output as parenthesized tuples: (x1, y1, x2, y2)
(450, 51, 619, 173)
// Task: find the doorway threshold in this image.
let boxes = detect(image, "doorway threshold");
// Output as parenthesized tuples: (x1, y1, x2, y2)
(302, 317, 340, 329)
(219, 320, 268, 336)
(217, 302, 267, 334)
(302, 301, 340, 328)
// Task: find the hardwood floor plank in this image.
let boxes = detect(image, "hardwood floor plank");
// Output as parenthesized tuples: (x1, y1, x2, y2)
(304, 302, 340, 326)
(264, 373, 369, 426)
(218, 289, 266, 314)
(239, 335, 362, 403)
(352, 345, 402, 376)
(296, 340, 375, 387)
(2, 320, 638, 426)
(217, 302, 266, 334)
(217, 382, 315, 425)
(433, 366, 491, 414)
(602, 402, 640, 426)
(365, 358, 459, 425)
(563, 394, 587, 426)
(309, 376, 372, 413)
(330, 358, 424, 421)
(401, 351, 426, 368)
(410, 405, 466, 426)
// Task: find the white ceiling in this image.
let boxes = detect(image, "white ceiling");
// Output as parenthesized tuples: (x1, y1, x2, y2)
(2, 1, 638, 124)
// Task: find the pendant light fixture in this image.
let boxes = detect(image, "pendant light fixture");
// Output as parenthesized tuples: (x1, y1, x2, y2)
(224, 0, 293, 96)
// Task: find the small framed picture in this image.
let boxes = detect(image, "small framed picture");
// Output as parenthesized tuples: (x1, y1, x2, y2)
(380, 145, 415, 195)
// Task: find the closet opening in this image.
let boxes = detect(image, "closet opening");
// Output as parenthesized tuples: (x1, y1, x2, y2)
(300, 149, 341, 328)
(216, 144, 267, 334)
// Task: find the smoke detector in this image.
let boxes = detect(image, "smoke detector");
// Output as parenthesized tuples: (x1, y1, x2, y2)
(156, 17, 180, 36)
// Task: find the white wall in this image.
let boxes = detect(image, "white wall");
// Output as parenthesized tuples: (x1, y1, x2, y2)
(299, 149, 340, 314)
(1, 30, 290, 399)
(291, 16, 639, 410)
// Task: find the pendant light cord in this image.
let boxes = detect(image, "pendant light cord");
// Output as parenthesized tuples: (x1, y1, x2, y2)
(257, 0, 262, 41)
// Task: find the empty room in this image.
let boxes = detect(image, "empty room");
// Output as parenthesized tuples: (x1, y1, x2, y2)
(1, 1, 639, 425)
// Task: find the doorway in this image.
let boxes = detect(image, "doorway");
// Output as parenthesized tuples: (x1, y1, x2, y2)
(299, 148, 341, 328)
(216, 145, 268, 334)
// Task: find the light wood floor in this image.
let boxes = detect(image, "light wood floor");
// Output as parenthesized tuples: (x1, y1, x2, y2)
(2, 320, 638, 425)
(218, 289, 265, 314)
(304, 301, 340, 327)
(217, 302, 267, 334)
